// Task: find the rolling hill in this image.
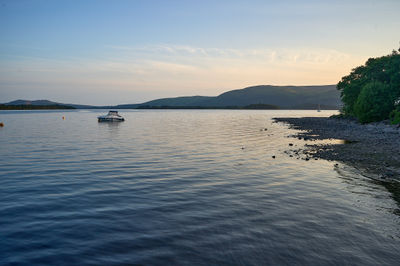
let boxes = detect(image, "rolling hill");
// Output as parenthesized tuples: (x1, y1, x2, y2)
(138, 85, 340, 109)
(2, 85, 341, 109)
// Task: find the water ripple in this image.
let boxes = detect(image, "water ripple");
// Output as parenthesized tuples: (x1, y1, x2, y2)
(0, 110, 399, 265)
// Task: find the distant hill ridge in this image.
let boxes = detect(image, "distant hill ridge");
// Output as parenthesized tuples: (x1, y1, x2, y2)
(139, 85, 340, 109)
(2, 84, 340, 109)
(5, 100, 60, 106)
(4, 100, 108, 109)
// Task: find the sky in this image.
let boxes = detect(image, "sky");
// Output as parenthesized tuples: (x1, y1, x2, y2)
(0, 0, 399, 105)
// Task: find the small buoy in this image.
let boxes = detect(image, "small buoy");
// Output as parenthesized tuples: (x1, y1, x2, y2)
(0, 122, 3, 127)
(272, 155, 276, 159)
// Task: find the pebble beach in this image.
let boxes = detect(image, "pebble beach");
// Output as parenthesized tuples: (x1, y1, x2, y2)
(274, 117, 400, 183)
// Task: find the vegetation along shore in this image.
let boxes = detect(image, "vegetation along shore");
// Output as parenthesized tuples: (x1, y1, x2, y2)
(0, 104, 75, 110)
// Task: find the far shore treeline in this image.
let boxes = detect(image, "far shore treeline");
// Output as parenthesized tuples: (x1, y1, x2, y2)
(337, 48, 400, 124)
(0, 104, 75, 110)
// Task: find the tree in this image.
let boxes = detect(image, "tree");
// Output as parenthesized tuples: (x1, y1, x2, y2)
(337, 51, 400, 122)
(353, 82, 394, 123)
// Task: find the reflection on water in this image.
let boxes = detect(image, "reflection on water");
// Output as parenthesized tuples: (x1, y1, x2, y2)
(98, 120, 123, 130)
(383, 182, 400, 211)
(0, 110, 399, 265)
(340, 139, 359, 144)
(302, 137, 358, 145)
(333, 164, 400, 233)
(344, 165, 400, 209)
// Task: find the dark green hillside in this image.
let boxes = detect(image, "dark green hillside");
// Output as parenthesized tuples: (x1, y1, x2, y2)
(139, 96, 213, 107)
(3, 99, 113, 109)
(212, 85, 339, 108)
(4, 84, 341, 110)
(5, 99, 61, 106)
(139, 85, 340, 109)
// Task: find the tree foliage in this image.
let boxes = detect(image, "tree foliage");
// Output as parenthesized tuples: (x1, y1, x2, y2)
(353, 82, 394, 123)
(337, 50, 400, 123)
(389, 107, 400, 125)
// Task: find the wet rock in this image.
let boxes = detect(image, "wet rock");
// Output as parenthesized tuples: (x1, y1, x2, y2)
(273, 117, 400, 182)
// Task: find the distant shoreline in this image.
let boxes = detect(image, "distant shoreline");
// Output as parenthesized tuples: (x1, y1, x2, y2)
(274, 117, 400, 183)
(2, 84, 340, 110)
(0, 104, 75, 110)
(0, 105, 338, 110)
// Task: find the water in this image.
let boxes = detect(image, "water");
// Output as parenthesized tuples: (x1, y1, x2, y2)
(0, 110, 399, 265)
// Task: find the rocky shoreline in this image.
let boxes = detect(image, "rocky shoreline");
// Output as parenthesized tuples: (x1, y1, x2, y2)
(274, 117, 400, 183)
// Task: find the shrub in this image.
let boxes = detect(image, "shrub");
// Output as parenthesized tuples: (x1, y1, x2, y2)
(353, 82, 394, 123)
(389, 107, 400, 124)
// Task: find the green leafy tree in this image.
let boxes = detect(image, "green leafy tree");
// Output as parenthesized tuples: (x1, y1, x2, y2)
(337, 51, 400, 122)
(389, 97, 400, 124)
(337, 65, 367, 115)
(353, 82, 394, 123)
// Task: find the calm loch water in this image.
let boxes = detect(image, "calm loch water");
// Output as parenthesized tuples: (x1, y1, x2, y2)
(0, 110, 399, 265)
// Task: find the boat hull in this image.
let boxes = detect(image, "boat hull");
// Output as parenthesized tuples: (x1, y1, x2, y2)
(98, 117, 125, 122)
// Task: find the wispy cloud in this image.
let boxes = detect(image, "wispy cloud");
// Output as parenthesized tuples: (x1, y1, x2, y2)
(107, 44, 354, 65)
(0, 44, 367, 103)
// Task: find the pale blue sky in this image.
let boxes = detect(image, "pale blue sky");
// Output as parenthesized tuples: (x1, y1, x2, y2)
(1, 0, 399, 105)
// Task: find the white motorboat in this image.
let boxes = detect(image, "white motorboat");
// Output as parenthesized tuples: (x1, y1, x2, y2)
(98, 111, 125, 122)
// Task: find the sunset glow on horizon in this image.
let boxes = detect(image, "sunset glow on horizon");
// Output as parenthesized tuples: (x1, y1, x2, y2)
(1, 0, 399, 105)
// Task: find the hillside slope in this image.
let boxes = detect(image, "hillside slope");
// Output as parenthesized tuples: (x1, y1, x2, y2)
(140, 85, 340, 109)
(3, 85, 340, 109)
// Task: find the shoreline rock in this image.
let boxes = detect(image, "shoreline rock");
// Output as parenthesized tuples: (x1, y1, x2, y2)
(273, 117, 400, 183)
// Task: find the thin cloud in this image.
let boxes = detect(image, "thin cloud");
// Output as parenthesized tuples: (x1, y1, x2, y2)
(0, 44, 367, 102)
